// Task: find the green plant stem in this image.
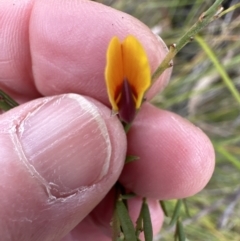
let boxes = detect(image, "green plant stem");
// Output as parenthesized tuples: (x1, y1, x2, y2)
(151, 0, 224, 83)
(219, 2, 240, 17)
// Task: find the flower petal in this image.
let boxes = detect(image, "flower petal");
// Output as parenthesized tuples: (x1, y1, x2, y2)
(122, 35, 151, 109)
(105, 36, 124, 111)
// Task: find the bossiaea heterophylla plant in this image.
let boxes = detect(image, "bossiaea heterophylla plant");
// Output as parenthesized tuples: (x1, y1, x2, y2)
(105, 35, 153, 240)
(0, 1, 226, 240)
(103, 1, 225, 239)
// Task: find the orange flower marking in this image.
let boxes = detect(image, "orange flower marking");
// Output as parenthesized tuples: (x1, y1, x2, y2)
(105, 35, 151, 123)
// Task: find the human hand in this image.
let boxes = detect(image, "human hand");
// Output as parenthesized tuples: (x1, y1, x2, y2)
(0, 0, 215, 240)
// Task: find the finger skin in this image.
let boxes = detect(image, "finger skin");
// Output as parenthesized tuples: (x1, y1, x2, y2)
(120, 103, 215, 200)
(0, 0, 215, 240)
(0, 0, 172, 104)
(0, 95, 126, 241)
(0, 0, 39, 101)
(29, 0, 171, 104)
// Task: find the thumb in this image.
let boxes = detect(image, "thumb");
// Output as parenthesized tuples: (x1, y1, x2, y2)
(0, 94, 126, 241)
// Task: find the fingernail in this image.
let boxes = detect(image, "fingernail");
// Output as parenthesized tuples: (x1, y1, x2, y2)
(18, 94, 111, 197)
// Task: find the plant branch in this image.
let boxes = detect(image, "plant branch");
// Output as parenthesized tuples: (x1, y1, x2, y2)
(151, 0, 224, 83)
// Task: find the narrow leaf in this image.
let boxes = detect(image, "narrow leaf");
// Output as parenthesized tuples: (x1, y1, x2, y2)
(195, 35, 240, 105)
(142, 198, 153, 241)
(0, 101, 12, 111)
(135, 203, 143, 237)
(112, 209, 122, 241)
(216, 145, 240, 170)
(0, 90, 19, 111)
(183, 199, 191, 218)
(125, 155, 139, 164)
(159, 200, 169, 217)
(170, 199, 182, 226)
(121, 193, 136, 200)
(177, 219, 186, 241)
(123, 122, 132, 133)
(116, 197, 137, 241)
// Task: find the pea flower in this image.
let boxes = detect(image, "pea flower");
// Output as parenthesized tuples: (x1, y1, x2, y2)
(105, 35, 151, 123)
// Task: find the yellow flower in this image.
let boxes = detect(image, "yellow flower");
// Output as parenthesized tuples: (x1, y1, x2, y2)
(105, 35, 151, 123)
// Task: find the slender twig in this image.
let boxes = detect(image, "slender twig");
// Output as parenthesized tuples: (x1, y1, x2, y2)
(151, 0, 224, 83)
(219, 2, 240, 17)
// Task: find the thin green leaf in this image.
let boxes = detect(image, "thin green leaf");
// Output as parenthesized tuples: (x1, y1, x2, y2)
(170, 199, 183, 226)
(142, 198, 153, 241)
(183, 199, 191, 218)
(116, 197, 137, 241)
(121, 193, 136, 200)
(112, 209, 122, 241)
(215, 145, 240, 170)
(123, 122, 132, 133)
(176, 219, 186, 241)
(195, 35, 240, 106)
(0, 101, 12, 111)
(135, 205, 143, 238)
(0, 90, 19, 111)
(159, 200, 169, 217)
(125, 155, 139, 164)
(1, 90, 19, 106)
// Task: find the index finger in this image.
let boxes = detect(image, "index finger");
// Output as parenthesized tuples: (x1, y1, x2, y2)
(0, 0, 172, 105)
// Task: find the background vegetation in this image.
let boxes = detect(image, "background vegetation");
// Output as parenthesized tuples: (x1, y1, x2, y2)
(96, 0, 240, 240)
